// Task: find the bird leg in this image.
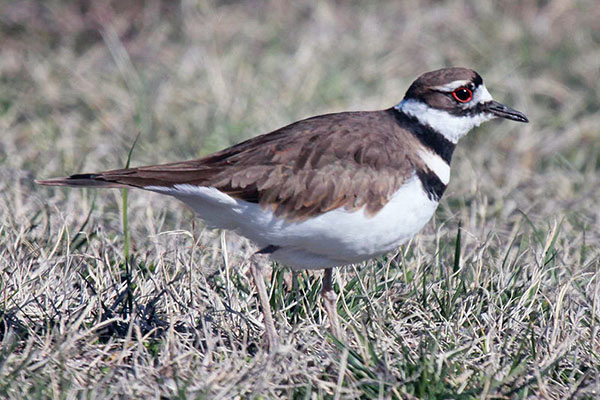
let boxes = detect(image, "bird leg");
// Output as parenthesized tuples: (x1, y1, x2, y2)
(322, 268, 343, 339)
(249, 246, 279, 351)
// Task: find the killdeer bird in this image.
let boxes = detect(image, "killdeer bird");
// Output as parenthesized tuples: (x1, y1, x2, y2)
(37, 67, 528, 350)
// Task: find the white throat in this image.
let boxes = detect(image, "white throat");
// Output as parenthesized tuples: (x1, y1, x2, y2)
(395, 85, 495, 143)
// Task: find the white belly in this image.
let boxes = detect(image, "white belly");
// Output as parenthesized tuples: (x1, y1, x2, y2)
(146, 174, 438, 270)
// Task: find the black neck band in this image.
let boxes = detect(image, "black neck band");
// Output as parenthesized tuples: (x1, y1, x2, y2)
(388, 107, 456, 165)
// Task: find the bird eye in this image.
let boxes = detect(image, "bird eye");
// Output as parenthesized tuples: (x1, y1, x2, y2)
(452, 87, 473, 103)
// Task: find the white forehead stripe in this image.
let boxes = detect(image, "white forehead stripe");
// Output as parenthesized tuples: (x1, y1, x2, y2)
(419, 150, 450, 185)
(432, 80, 471, 91)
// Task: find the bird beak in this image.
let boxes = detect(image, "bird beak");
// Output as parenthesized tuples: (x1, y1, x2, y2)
(484, 100, 529, 123)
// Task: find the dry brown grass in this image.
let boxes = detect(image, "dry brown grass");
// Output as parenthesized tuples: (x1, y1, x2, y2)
(1, 0, 599, 398)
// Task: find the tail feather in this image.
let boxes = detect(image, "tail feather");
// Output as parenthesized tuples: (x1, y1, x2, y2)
(35, 173, 128, 188)
(35, 159, 223, 190)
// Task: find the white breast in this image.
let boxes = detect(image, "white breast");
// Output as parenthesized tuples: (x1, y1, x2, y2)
(145, 174, 439, 270)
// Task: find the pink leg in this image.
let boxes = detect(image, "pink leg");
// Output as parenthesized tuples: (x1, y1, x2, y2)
(249, 247, 279, 351)
(322, 268, 343, 339)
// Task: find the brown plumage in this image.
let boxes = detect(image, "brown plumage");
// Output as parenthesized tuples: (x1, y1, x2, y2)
(38, 109, 430, 221)
(36, 67, 531, 350)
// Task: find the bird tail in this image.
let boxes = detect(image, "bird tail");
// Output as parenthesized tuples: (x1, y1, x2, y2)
(36, 159, 217, 189)
(35, 173, 129, 188)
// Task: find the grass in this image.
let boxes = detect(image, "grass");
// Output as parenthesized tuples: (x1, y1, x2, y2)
(1, 0, 600, 398)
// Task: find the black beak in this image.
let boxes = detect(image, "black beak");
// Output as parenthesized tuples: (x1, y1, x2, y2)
(485, 100, 529, 123)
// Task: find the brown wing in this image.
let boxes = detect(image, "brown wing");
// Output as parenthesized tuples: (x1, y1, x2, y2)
(37, 110, 423, 221)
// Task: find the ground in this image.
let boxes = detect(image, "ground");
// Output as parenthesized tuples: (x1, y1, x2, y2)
(0, 0, 599, 398)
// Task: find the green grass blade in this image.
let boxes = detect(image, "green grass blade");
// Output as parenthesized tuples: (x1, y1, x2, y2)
(121, 132, 141, 262)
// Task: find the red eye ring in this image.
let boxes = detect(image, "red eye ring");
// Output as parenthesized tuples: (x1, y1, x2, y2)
(452, 87, 473, 103)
